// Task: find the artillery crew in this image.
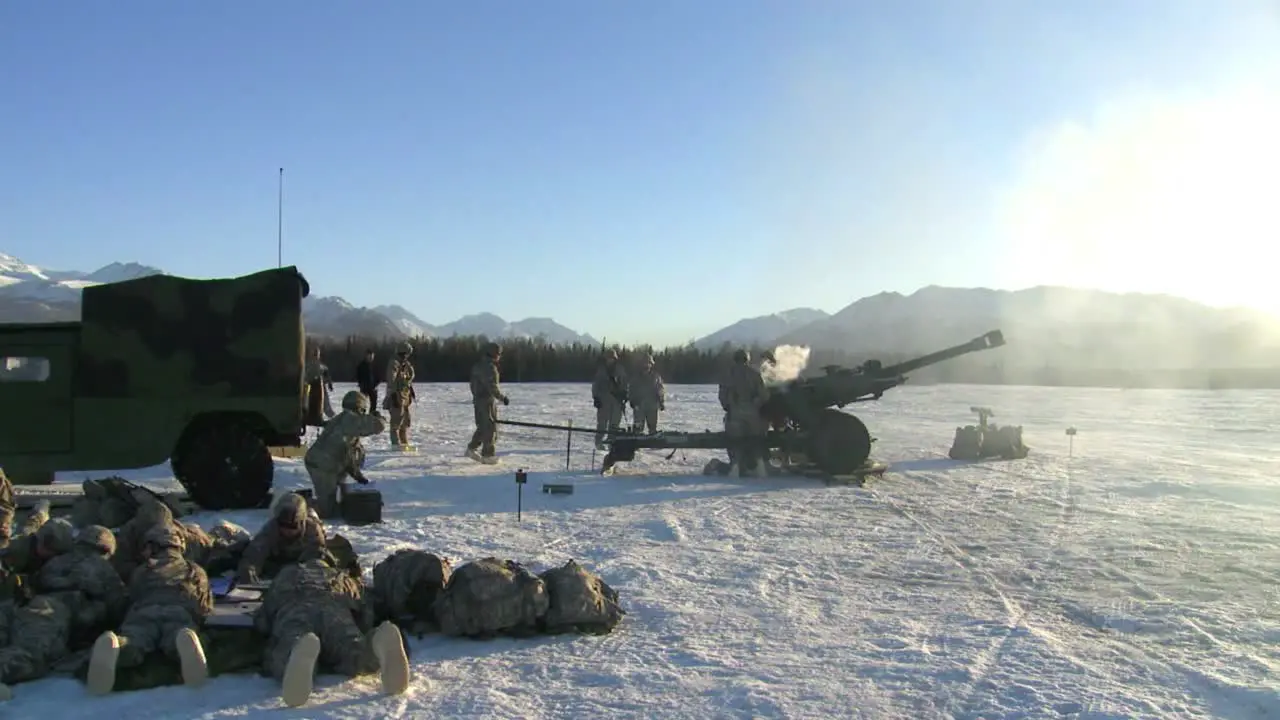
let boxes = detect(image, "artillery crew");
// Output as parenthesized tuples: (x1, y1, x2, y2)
(719, 349, 769, 478)
(591, 349, 630, 449)
(629, 354, 666, 434)
(466, 342, 510, 464)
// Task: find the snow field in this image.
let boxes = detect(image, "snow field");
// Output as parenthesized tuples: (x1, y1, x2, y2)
(10, 382, 1279, 719)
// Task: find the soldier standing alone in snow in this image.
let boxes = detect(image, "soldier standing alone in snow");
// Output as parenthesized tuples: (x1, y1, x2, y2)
(591, 349, 629, 449)
(719, 349, 769, 478)
(383, 342, 416, 450)
(629, 353, 666, 434)
(304, 390, 386, 518)
(466, 342, 509, 464)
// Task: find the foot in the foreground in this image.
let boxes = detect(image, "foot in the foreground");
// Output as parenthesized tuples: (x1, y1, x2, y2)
(280, 632, 321, 707)
(86, 631, 121, 696)
(372, 620, 412, 696)
(174, 627, 208, 688)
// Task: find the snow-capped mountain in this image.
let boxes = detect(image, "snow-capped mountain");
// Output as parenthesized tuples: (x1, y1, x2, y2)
(0, 253, 597, 344)
(694, 308, 829, 349)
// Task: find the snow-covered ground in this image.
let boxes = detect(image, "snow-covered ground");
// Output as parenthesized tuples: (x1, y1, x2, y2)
(11, 382, 1280, 719)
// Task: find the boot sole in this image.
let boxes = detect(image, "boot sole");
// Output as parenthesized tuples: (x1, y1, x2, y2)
(281, 632, 321, 708)
(175, 628, 208, 688)
(372, 622, 411, 696)
(86, 632, 120, 696)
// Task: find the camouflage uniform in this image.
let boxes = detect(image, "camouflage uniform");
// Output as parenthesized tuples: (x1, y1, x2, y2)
(0, 468, 49, 548)
(371, 549, 452, 633)
(34, 525, 127, 640)
(383, 342, 416, 448)
(236, 493, 327, 584)
(304, 391, 387, 519)
(540, 559, 625, 635)
(0, 521, 77, 684)
(434, 557, 550, 638)
(591, 350, 630, 449)
(255, 550, 409, 707)
(719, 349, 769, 477)
(87, 524, 211, 695)
(305, 348, 336, 422)
(112, 497, 180, 580)
(184, 520, 252, 575)
(629, 354, 666, 434)
(466, 343, 509, 464)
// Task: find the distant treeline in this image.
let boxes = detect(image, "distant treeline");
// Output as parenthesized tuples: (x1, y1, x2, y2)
(309, 335, 1280, 389)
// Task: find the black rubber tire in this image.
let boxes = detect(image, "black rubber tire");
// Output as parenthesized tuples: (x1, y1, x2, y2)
(171, 420, 274, 510)
(805, 409, 873, 475)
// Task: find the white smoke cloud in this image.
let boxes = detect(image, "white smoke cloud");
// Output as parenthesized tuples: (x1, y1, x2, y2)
(761, 345, 811, 385)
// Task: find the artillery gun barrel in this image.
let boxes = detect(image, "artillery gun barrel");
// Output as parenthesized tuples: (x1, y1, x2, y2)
(494, 419, 635, 437)
(878, 330, 1005, 377)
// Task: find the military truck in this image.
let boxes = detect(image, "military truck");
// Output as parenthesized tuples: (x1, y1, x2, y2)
(0, 266, 311, 510)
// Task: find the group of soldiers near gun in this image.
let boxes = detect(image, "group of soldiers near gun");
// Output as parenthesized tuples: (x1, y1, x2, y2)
(305, 341, 780, 491)
(0, 482, 624, 707)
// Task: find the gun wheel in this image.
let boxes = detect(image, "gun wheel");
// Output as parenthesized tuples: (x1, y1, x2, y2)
(806, 409, 872, 476)
(172, 418, 273, 510)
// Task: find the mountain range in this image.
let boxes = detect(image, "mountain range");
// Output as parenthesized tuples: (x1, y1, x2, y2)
(3, 252, 1278, 369)
(0, 253, 598, 344)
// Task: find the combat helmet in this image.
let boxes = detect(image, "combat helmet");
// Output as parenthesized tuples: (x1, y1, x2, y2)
(603, 348, 618, 362)
(733, 348, 750, 364)
(483, 341, 502, 358)
(143, 523, 186, 554)
(36, 519, 75, 555)
(76, 525, 117, 557)
(398, 341, 413, 356)
(342, 389, 370, 413)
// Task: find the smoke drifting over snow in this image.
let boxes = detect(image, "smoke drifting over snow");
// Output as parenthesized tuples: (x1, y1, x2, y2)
(762, 345, 811, 384)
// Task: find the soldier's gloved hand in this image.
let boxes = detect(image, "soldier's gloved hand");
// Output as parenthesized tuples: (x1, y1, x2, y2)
(659, 401, 665, 411)
(354, 473, 370, 485)
(501, 395, 510, 406)
(593, 397, 601, 409)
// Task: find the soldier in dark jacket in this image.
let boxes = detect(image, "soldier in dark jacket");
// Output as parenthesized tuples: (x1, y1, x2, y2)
(355, 348, 379, 410)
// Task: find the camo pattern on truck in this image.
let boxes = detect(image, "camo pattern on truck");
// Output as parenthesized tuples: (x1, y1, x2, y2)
(75, 267, 310, 398)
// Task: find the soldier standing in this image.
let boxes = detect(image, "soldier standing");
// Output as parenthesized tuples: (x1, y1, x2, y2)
(591, 349, 629, 449)
(629, 354, 666, 434)
(466, 342, 510, 464)
(719, 349, 769, 478)
(355, 348, 379, 410)
(383, 342, 416, 450)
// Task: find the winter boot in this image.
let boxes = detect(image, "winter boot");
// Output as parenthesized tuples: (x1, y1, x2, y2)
(280, 632, 321, 708)
(371, 621, 411, 696)
(465, 448, 482, 463)
(729, 463, 742, 478)
(86, 631, 121, 696)
(480, 455, 498, 465)
(174, 628, 208, 688)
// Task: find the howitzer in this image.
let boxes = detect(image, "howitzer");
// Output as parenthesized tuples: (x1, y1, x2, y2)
(498, 331, 1006, 477)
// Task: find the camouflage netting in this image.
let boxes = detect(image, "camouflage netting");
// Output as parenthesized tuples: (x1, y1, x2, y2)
(433, 557, 550, 638)
(539, 559, 625, 635)
(75, 267, 308, 398)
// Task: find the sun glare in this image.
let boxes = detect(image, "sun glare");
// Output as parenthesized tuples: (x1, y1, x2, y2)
(996, 84, 1280, 313)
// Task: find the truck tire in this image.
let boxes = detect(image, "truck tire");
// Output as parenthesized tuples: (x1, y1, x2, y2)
(172, 419, 273, 510)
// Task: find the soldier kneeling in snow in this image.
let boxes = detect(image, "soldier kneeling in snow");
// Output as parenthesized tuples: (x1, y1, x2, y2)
(304, 390, 386, 519)
(87, 524, 212, 695)
(371, 549, 453, 636)
(255, 547, 410, 708)
(434, 557, 550, 638)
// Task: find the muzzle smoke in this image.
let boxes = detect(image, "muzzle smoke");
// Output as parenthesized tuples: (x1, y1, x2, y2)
(761, 345, 811, 385)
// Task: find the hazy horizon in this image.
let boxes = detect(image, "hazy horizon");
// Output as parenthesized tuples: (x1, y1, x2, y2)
(4, 2, 1278, 345)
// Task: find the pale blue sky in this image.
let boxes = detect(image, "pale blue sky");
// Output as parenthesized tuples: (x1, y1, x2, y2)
(3, 1, 1278, 345)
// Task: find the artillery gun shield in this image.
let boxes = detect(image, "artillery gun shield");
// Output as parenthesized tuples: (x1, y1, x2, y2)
(804, 409, 873, 475)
